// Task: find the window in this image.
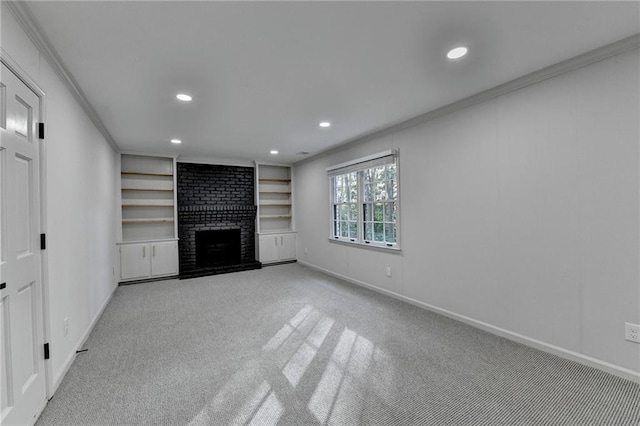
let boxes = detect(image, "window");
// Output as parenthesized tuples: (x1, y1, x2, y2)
(362, 163, 397, 244)
(328, 150, 399, 248)
(332, 171, 358, 240)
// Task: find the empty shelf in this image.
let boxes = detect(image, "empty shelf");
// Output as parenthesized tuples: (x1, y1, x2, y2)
(121, 171, 173, 176)
(122, 218, 175, 224)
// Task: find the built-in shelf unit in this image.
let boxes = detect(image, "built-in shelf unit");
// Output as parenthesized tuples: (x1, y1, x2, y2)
(255, 163, 296, 264)
(256, 165, 292, 232)
(118, 154, 179, 281)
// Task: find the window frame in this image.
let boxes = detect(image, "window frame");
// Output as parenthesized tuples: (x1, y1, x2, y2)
(328, 150, 400, 251)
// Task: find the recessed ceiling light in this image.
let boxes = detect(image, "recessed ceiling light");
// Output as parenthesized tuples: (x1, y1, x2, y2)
(176, 93, 192, 102)
(270, 150, 279, 155)
(171, 139, 182, 144)
(319, 122, 331, 128)
(447, 46, 468, 60)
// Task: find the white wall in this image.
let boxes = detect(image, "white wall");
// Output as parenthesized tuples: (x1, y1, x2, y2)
(295, 49, 640, 377)
(2, 8, 118, 392)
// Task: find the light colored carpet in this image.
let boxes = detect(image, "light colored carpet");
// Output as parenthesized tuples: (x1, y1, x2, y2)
(36, 263, 639, 425)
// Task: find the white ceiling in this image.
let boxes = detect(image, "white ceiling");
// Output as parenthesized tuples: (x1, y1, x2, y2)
(25, 1, 640, 164)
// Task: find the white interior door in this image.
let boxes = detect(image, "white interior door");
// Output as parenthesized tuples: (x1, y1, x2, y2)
(0, 62, 47, 426)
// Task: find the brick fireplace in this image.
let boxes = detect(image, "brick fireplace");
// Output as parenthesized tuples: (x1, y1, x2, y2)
(177, 163, 261, 279)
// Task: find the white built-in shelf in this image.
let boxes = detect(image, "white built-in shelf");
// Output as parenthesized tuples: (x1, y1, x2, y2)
(121, 171, 173, 177)
(122, 200, 174, 207)
(121, 187, 174, 192)
(255, 163, 296, 263)
(120, 154, 177, 242)
(260, 201, 292, 206)
(122, 218, 175, 224)
(260, 215, 292, 219)
(259, 178, 291, 182)
(256, 163, 293, 234)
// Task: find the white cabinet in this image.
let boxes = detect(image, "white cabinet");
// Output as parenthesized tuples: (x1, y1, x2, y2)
(118, 153, 179, 282)
(120, 243, 151, 280)
(279, 233, 296, 260)
(255, 163, 296, 264)
(150, 241, 179, 276)
(119, 240, 178, 281)
(258, 235, 280, 263)
(258, 233, 296, 264)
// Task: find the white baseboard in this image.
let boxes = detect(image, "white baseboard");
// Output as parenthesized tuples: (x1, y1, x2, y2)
(297, 260, 640, 383)
(50, 282, 119, 395)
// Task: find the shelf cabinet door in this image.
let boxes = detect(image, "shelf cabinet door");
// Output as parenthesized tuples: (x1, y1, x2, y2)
(259, 235, 280, 263)
(150, 241, 178, 277)
(279, 233, 296, 261)
(120, 243, 151, 280)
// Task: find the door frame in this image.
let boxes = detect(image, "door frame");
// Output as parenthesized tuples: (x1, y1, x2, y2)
(1, 48, 53, 400)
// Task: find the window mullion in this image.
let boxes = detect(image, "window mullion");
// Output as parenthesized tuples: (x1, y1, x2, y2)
(357, 170, 364, 242)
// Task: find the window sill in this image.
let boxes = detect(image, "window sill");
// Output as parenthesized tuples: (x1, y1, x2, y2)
(328, 238, 402, 253)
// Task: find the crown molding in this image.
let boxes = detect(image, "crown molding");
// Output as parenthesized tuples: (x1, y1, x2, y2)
(295, 33, 640, 165)
(5, 1, 119, 151)
(177, 156, 255, 168)
(119, 150, 179, 160)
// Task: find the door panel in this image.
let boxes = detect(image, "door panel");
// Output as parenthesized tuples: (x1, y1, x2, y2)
(279, 234, 296, 261)
(1, 295, 14, 417)
(150, 241, 178, 277)
(120, 243, 150, 280)
(14, 283, 37, 394)
(14, 155, 32, 257)
(1, 147, 6, 262)
(0, 83, 6, 129)
(0, 62, 46, 426)
(259, 235, 279, 263)
(13, 95, 32, 141)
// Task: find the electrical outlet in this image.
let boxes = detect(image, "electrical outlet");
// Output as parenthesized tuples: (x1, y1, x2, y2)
(625, 322, 640, 343)
(304, 247, 308, 254)
(63, 317, 69, 337)
(385, 266, 392, 277)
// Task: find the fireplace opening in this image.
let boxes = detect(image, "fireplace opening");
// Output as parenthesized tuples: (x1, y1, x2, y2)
(195, 229, 241, 267)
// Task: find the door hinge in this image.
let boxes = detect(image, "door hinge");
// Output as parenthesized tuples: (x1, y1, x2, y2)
(40, 233, 46, 250)
(38, 122, 45, 140)
(44, 343, 50, 360)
